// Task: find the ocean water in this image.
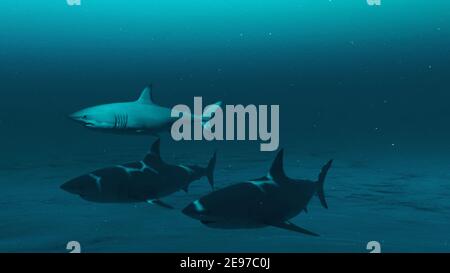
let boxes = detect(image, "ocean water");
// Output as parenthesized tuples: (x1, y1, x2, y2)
(1, 0, 450, 253)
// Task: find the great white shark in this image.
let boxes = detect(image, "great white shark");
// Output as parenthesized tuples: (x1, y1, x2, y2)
(60, 139, 217, 209)
(69, 86, 222, 135)
(182, 150, 332, 236)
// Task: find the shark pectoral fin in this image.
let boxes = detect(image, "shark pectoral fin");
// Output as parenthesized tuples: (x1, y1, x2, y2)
(268, 221, 319, 237)
(147, 199, 174, 209)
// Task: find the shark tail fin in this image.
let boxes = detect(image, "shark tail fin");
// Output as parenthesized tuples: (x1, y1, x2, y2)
(317, 160, 333, 209)
(205, 151, 217, 190)
(202, 101, 223, 129)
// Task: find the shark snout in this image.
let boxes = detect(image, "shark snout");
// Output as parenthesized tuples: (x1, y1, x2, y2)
(68, 110, 84, 121)
(68, 112, 96, 127)
(68, 112, 85, 124)
(60, 180, 81, 195)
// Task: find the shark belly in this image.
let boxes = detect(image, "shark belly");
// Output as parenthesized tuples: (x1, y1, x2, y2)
(280, 183, 319, 220)
(187, 182, 292, 229)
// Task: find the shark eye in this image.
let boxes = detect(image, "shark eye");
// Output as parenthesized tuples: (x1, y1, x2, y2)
(82, 115, 88, 119)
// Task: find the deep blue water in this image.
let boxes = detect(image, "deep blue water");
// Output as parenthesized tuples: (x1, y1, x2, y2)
(1, 0, 450, 252)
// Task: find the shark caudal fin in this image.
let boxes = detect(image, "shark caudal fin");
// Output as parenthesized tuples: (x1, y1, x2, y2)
(317, 160, 333, 209)
(202, 101, 223, 129)
(205, 151, 217, 189)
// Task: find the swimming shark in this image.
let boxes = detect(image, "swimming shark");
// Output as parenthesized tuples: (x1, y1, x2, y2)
(60, 139, 216, 209)
(69, 86, 222, 135)
(182, 150, 332, 236)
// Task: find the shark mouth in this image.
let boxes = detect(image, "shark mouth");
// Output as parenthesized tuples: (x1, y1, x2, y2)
(68, 115, 96, 127)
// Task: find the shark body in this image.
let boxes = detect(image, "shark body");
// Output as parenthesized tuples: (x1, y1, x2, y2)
(60, 139, 216, 209)
(69, 86, 221, 135)
(183, 150, 332, 236)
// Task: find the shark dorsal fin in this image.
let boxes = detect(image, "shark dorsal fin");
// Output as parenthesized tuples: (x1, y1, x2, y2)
(144, 139, 163, 165)
(268, 149, 288, 181)
(137, 85, 155, 104)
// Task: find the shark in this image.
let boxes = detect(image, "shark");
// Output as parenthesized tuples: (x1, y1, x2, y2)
(69, 85, 222, 135)
(60, 139, 216, 209)
(182, 150, 332, 236)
